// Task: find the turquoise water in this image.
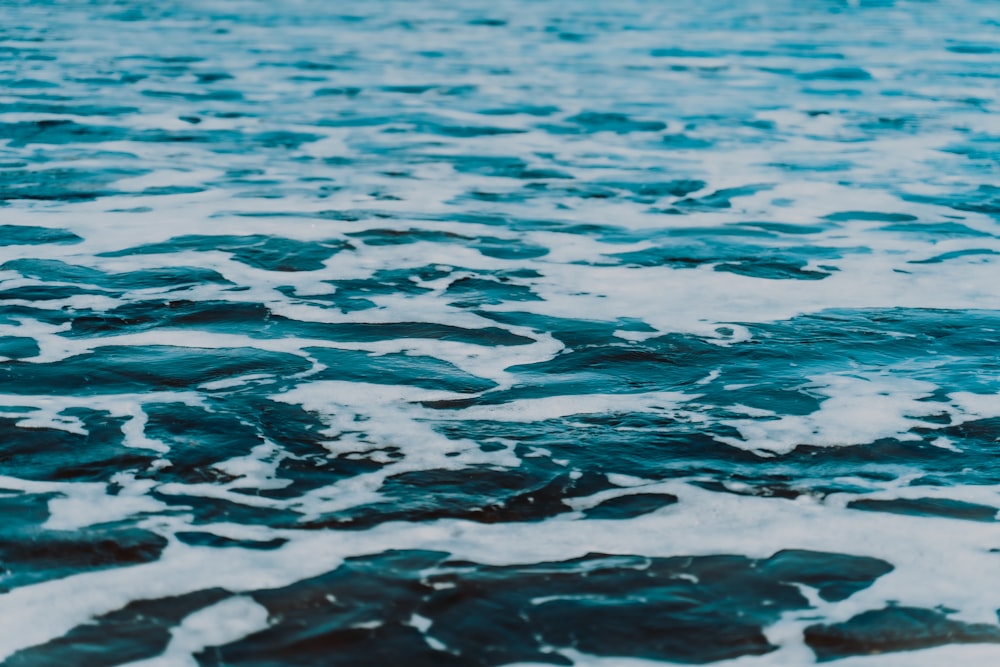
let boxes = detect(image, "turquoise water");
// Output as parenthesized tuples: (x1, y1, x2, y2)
(1, 0, 1000, 664)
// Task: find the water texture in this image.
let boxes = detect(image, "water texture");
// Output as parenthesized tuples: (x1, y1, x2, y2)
(1, 0, 999, 664)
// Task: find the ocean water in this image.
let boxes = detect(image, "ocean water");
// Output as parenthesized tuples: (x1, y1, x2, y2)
(1, 0, 999, 664)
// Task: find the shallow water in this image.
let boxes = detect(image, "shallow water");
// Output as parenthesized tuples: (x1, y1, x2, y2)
(1, 0, 1000, 664)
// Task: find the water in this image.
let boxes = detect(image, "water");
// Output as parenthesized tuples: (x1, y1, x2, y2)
(1, 0, 999, 664)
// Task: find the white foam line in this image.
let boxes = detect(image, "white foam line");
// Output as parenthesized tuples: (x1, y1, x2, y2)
(502, 254, 1000, 340)
(509, 643, 1000, 667)
(2, 482, 998, 659)
(440, 391, 694, 422)
(716, 373, 1000, 455)
(271, 380, 521, 516)
(0, 391, 202, 437)
(44, 474, 168, 532)
(117, 596, 270, 667)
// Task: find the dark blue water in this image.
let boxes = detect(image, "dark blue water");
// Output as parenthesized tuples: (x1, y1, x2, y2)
(1, 0, 1000, 664)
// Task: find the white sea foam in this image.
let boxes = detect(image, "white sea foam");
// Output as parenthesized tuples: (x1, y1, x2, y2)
(2, 481, 999, 660)
(445, 391, 693, 423)
(117, 596, 270, 667)
(716, 374, 1000, 455)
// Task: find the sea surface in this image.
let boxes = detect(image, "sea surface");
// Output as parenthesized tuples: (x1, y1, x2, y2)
(1, 0, 999, 664)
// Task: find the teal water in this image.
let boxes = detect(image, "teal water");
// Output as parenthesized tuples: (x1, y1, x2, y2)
(1, 0, 1000, 664)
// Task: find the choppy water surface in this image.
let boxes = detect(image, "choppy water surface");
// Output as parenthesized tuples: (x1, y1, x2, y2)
(1, 0, 999, 664)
